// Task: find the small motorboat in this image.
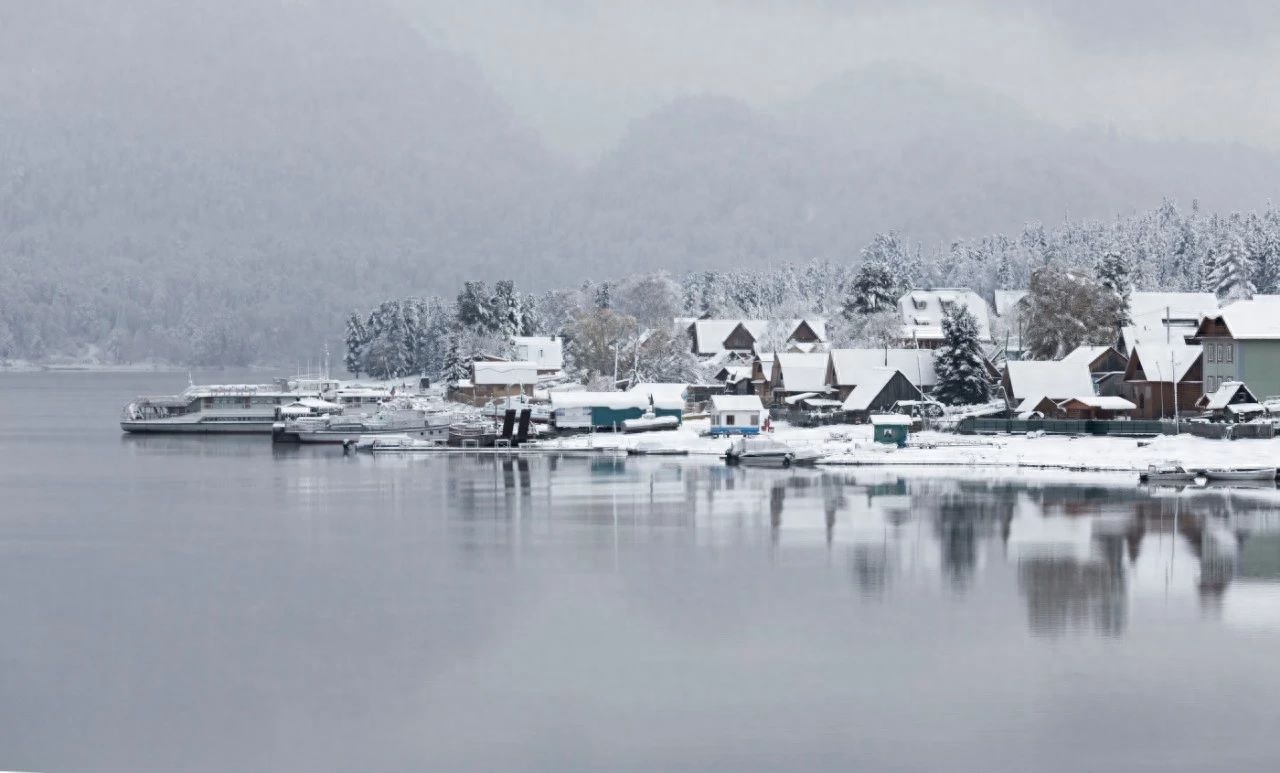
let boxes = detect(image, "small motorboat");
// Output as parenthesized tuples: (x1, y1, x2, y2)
(1138, 464, 1201, 484)
(621, 414, 680, 433)
(724, 437, 824, 467)
(1201, 467, 1277, 483)
(627, 441, 688, 456)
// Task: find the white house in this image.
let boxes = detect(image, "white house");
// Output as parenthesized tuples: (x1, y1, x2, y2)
(897, 289, 993, 349)
(468, 360, 539, 401)
(512, 336, 564, 374)
(709, 394, 766, 434)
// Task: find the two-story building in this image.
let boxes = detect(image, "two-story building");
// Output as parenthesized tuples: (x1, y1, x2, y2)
(1193, 298, 1280, 400)
(897, 289, 992, 350)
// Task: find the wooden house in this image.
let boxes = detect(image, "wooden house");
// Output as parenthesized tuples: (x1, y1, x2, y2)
(826, 348, 937, 400)
(897, 289, 993, 349)
(457, 360, 538, 404)
(1062, 345, 1129, 397)
(1195, 380, 1263, 422)
(1122, 343, 1203, 419)
(766, 352, 831, 407)
(1054, 396, 1137, 420)
(840, 368, 923, 421)
(1193, 298, 1280, 399)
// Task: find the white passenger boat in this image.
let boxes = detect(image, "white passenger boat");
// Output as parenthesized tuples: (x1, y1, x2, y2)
(275, 402, 456, 444)
(121, 380, 336, 434)
(724, 437, 824, 467)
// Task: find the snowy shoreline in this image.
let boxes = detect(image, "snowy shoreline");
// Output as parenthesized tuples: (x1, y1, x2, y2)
(542, 418, 1280, 478)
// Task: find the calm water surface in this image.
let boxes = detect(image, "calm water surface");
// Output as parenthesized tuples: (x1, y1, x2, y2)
(3, 371, 1280, 771)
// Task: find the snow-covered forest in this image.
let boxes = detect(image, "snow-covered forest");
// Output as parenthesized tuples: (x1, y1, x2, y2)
(338, 198, 1280, 382)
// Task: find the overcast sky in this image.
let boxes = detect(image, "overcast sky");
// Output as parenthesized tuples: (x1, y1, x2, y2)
(399, 0, 1280, 163)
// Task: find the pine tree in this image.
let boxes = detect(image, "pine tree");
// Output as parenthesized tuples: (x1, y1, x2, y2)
(1212, 227, 1255, 302)
(343, 312, 368, 377)
(845, 261, 897, 317)
(456, 281, 495, 332)
(441, 328, 469, 385)
(933, 305, 993, 406)
(1095, 246, 1132, 328)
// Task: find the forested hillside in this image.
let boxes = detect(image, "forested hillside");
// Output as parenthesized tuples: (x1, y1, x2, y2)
(2, 1, 1279, 366)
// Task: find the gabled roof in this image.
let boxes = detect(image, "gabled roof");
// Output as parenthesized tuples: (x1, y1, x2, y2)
(1062, 346, 1113, 367)
(1128, 292, 1218, 325)
(1196, 380, 1259, 410)
(994, 290, 1029, 317)
(472, 360, 539, 385)
(1127, 343, 1201, 383)
(710, 394, 764, 412)
(690, 319, 828, 356)
(1196, 298, 1280, 340)
(842, 368, 917, 411)
(828, 348, 937, 389)
(774, 352, 830, 393)
(1004, 360, 1095, 401)
(897, 288, 992, 342)
(1057, 396, 1136, 411)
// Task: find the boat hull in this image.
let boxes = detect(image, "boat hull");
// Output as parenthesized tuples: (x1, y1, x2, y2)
(1202, 468, 1277, 482)
(121, 420, 275, 434)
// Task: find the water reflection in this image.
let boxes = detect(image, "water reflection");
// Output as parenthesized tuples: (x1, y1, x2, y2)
(436, 454, 1280, 637)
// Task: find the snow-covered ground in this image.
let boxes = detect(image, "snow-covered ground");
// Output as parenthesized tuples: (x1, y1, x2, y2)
(539, 418, 1280, 474)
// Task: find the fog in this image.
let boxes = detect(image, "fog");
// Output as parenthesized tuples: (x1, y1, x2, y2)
(404, 0, 1280, 162)
(1, 0, 1278, 365)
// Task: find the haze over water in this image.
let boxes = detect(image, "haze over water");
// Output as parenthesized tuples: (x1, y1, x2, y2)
(2, 371, 1280, 771)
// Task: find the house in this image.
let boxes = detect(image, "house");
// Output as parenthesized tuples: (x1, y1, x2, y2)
(897, 289, 993, 349)
(1195, 380, 1263, 422)
(840, 368, 923, 421)
(1193, 297, 1280, 400)
(1122, 343, 1203, 419)
(826, 348, 938, 400)
(1062, 345, 1129, 397)
(871, 414, 912, 447)
(765, 352, 831, 406)
(687, 319, 827, 358)
(460, 360, 538, 403)
(1001, 360, 1097, 414)
(714, 365, 754, 395)
(709, 394, 766, 435)
(549, 391, 683, 431)
(1055, 396, 1137, 420)
(512, 336, 564, 374)
(1115, 292, 1216, 355)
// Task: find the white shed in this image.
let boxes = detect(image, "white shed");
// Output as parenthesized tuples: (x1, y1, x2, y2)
(709, 394, 766, 435)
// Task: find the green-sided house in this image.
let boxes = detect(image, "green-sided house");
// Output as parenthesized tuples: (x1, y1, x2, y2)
(1193, 299, 1280, 402)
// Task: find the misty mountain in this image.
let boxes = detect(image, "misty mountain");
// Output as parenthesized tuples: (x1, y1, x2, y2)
(2, 1, 1279, 364)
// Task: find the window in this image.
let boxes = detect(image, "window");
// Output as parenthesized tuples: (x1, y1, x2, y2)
(1208, 343, 1217, 363)
(749, 413, 759, 426)
(1226, 343, 1233, 363)
(725, 414, 736, 425)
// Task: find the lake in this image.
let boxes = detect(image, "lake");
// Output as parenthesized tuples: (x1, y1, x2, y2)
(2, 370, 1280, 771)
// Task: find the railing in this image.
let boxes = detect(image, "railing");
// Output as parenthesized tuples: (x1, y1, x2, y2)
(958, 418, 1173, 436)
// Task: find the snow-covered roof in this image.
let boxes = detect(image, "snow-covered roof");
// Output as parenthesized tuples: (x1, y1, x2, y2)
(690, 319, 828, 356)
(627, 382, 688, 402)
(550, 391, 684, 411)
(897, 289, 992, 342)
(774, 352, 830, 393)
(719, 366, 752, 384)
(1061, 346, 1115, 367)
(1121, 322, 1197, 353)
(472, 360, 539, 386)
(1197, 380, 1257, 410)
(511, 336, 564, 371)
(710, 394, 764, 413)
(1200, 297, 1280, 340)
(993, 290, 1029, 317)
(1129, 343, 1201, 383)
(1057, 395, 1136, 411)
(1004, 360, 1095, 401)
(842, 368, 907, 411)
(1128, 292, 1218, 325)
(783, 392, 819, 405)
(870, 414, 912, 426)
(828, 348, 937, 389)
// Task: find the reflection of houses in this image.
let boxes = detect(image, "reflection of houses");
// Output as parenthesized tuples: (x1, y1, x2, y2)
(1192, 298, 1280, 399)
(1122, 342, 1203, 419)
(898, 289, 993, 349)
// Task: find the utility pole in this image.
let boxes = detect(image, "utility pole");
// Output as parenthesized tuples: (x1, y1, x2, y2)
(1168, 305, 1180, 432)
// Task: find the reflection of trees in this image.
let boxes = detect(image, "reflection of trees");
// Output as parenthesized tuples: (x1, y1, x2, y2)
(1018, 551, 1125, 637)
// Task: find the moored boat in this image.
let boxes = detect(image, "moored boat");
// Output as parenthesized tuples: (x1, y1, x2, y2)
(627, 441, 688, 456)
(1138, 464, 1201, 484)
(1201, 467, 1277, 482)
(724, 437, 824, 467)
(122, 382, 324, 434)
